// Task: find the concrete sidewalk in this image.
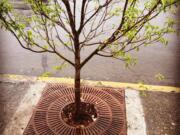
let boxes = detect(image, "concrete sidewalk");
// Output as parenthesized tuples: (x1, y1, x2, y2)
(0, 74, 179, 135)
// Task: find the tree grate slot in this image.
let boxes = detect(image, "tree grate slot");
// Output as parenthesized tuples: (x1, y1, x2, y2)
(23, 84, 127, 135)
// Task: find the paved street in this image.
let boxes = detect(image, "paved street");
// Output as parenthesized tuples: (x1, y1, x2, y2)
(0, 5, 180, 87)
(0, 28, 180, 86)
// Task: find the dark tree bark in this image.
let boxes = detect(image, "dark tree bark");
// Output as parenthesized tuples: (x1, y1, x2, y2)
(74, 66, 81, 118)
(74, 35, 81, 118)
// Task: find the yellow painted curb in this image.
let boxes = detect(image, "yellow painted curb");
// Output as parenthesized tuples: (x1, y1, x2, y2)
(0, 74, 180, 93)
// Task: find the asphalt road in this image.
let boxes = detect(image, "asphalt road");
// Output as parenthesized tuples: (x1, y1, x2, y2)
(0, 6, 180, 87)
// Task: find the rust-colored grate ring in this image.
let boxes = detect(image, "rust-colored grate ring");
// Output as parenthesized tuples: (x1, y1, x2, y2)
(24, 84, 126, 135)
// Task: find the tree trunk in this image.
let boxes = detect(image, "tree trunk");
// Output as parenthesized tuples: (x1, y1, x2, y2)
(74, 65, 81, 118)
(74, 35, 81, 119)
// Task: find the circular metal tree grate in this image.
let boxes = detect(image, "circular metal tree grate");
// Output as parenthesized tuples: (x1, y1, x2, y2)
(24, 84, 126, 135)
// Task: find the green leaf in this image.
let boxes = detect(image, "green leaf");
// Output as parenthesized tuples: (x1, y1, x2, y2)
(27, 30, 32, 39)
(138, 81, 149, 91)
(123, 54, 137, 68)
(43, 45, 48, 50)
(158, 37, 168, 46)
(135, 46, 139, 52)
(40, 72, 52, 77)
(53, 62, 68, 71)
(155, 73, 165, 81)
(161, 0, 175, 7)
(161, 0, 166, 7)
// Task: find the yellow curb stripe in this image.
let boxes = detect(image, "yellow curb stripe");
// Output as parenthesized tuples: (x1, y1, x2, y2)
(0, 74, 180, 93)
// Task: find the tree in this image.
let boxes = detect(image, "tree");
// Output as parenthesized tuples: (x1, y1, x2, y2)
(0, 0, 179, 120)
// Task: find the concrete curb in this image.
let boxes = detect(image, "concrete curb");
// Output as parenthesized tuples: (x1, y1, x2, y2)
(0, 74, 179, 93)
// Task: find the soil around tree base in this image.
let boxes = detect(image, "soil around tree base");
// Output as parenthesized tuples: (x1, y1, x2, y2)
(61, 102, 97, 128)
